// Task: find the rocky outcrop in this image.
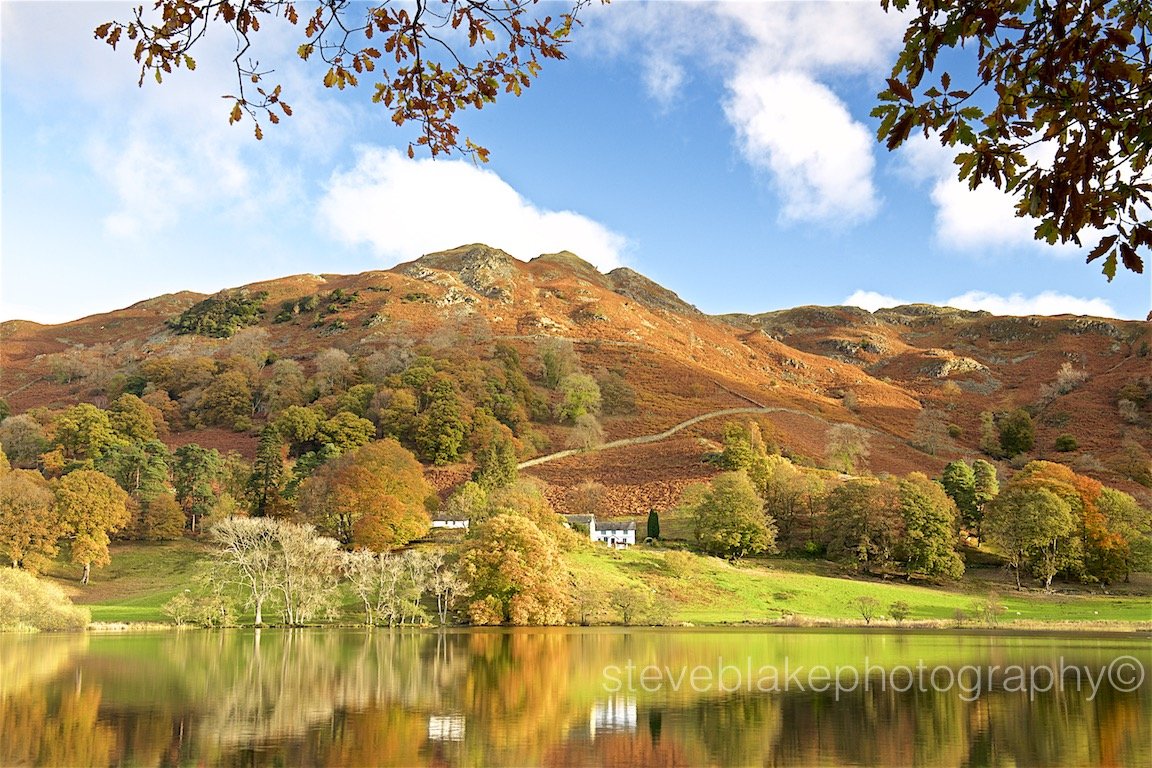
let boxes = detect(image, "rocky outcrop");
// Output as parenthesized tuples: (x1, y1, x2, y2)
(404, 244, 518, 302)
(607, 267, 700, 316)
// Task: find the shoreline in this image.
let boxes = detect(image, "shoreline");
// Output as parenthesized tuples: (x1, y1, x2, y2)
(75, 618, 1152, 635)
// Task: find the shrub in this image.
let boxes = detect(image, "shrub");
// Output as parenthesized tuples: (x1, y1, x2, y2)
(1054, 434, 1079, 452)
(889, 601, 911, 624)
(0, 569, 90, 631)
(168, 289, 267, 338)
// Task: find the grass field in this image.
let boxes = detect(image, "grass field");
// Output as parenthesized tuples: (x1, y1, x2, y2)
(567, 544, 1152, 626)
(43, 540, 213, 623)
(39, 538, 1152, 627)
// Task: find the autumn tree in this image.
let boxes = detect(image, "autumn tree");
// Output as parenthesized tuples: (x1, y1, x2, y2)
(609, 585, 652, 625)
(911, 408, 948, 456)
(486, 477, 565, 535)
(718, 420, 770, 472)
(824, 478, 904, 573)
(459, 513, 571, 625)
(52, 404, 124, 465)
(897, 473, 964, 579)
(985, 485, 1076, 590)
(539, 338, 580, 389)
(316, 410, 376, 454)
(441, 480, 489, 524)
(341, 549, 430, 626)
(756, 454, 828, 552)
(108, 393, 164, 441)
(273, 521, 342, 625)
(298, 439, 431, 549)
(1096, 488, 1152, 581)
(0, 414, 47, 469)
(876, 0, 1150, 278)
(54, 469, 131, 584)
(470, 411, 519, 490)
(132, 493, 187, 541)
(415, 378, 467, 465)
(262, 358, 309, 413)
(824, 423, 870, 474)
(565, 413, 604, 451)
(940, 460, 978, 534)
(555, 373, 601, 423)
(98, 0, 595, 160)
(312, 347, 356, 396)
(195, 369, 255, 430)
(0, 468, 62, 572)
(686, 471, 777, 561)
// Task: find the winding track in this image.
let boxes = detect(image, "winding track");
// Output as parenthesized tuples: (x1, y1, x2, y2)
(517, 406, 825, 470)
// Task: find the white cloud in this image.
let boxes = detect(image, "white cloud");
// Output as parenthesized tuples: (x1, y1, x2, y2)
(584, 1, 904, 224)
(642, 55, 687, 109)
(842, 290, 906, 312)
(843, 288, 1119, 318)
(715, 1, 907, 74)
(726, 69, 878, 222)
(944, 291, 1118, 318)
(319, 147, 628, 271)
(898, 136, 1112, 254)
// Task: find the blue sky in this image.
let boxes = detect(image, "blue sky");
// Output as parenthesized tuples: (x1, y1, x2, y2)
(2, 1, 1149, 324)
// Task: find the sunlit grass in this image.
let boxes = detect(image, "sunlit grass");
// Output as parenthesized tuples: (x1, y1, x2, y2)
(566, 544, 1152, 626)
(50, 537, 1151, 627)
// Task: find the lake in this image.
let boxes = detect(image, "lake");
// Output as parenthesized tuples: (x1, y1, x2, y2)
(1, 628, 1149, 766)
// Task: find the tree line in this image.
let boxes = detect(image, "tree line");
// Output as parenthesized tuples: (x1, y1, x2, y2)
(688, 420, 1152, 589)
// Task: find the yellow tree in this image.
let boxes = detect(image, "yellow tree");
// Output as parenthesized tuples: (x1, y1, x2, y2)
(54, 470, 130, 584)
(459, 513, 571, 625)
(298, 439, 431, 549)
(0, 468, 62, 572)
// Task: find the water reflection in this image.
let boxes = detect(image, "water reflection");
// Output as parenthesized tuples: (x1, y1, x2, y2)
(0, 628, 1148, 767)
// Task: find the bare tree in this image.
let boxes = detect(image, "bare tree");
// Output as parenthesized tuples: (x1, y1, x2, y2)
(825, 424, 871, 474)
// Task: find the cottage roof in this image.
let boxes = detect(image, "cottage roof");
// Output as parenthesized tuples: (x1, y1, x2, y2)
(563, 514, 595, 525)
(598, 521, 637, 532)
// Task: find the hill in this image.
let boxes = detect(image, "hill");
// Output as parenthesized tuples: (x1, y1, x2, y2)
(2, 243, 1149, 514)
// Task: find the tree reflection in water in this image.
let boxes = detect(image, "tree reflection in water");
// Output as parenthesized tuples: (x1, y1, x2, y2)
(0, 629, 1147, 767)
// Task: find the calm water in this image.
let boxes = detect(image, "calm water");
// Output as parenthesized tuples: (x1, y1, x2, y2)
(0, 628, 1149, 767)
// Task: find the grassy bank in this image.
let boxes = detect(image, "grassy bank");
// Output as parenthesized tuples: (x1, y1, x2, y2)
(43, 540, 212, 623)
(42, 539, 1152, 628)
(568, 545, 1152, 626)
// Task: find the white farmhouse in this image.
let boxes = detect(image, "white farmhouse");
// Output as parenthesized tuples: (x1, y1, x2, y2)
(591, 520, 636, 549)
(430, 514, 469, 530)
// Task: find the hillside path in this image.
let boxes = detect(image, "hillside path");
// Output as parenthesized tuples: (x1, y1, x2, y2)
(517, 406, 818, 470)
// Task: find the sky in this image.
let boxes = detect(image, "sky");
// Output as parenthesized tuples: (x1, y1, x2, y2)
(2, 1, 1149, 325)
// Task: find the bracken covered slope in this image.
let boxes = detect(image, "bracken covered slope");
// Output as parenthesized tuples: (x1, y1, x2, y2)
(2, 244, 1149, 513)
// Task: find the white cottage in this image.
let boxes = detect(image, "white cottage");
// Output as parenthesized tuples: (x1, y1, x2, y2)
(592, 521, 636, 549)
(430, 514, 470, 530)
(560, 514, 637, 548)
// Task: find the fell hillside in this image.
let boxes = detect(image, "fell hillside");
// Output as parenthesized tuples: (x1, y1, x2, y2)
(2, 243, 1149, 512)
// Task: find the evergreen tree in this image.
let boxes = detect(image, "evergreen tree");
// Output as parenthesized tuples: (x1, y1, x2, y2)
(416, 379, 467, 465)
(646, 509, 661, 540)
(998, 409, 1036, 457)
(248, 426, 286, 517)
(971, 459, 1000, 544)
(173, 444, 223, 533)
